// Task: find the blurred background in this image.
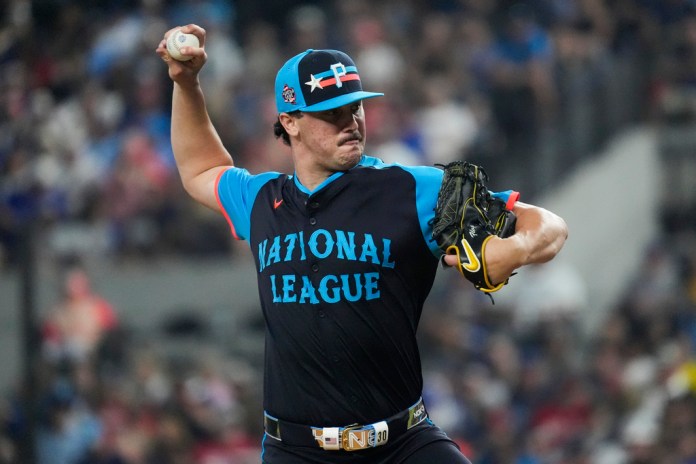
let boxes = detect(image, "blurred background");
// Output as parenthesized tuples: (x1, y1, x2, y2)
(1, 0, 696, 463)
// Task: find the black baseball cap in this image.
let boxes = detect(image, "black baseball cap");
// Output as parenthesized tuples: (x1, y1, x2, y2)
(275, 49, 384, 113)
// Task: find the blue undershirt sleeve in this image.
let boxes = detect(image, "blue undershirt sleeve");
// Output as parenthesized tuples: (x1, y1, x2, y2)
(215, 167, 281, 241)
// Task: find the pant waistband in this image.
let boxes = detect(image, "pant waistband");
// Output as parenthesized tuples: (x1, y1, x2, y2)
(263, 397, 428, 451)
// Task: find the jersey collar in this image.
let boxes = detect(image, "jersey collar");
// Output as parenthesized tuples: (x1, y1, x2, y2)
(292, 155, 370, 195)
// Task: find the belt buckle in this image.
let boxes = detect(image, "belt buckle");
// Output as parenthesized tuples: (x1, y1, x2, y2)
(313, 421, 389, 451)
(341, 425, 369, 452)
(341, 420, 389, 451)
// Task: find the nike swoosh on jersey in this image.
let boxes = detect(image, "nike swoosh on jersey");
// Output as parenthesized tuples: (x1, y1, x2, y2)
(273, 198, 284, 209)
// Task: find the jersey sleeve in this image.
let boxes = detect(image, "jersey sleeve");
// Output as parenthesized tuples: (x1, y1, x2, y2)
(215, 167, 282, 241)
(397, 165, 444, 258)
(491, 189, 520, 210)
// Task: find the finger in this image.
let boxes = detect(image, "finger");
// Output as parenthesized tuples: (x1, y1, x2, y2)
(180, 46, 205, 61)
(164, 26, 182, 39)
(179, 24, 207, 47)
(155, 38, 167, 54)
(155, 39, 171, 61)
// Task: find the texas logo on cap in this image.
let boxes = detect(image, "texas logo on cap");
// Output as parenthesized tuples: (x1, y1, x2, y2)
(275, 49, 384, 113)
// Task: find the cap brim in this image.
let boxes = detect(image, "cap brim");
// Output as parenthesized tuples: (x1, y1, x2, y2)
(301, 91, 384, 112)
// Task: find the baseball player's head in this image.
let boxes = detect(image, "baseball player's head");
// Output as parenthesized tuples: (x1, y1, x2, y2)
(273, 49, 383, 147)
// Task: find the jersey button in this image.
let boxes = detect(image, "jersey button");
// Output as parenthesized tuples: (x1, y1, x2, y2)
(318, 311, 326, 318)
(311, 264, 319, 272)
(309, 217, 317, 225)
(332, 355, 339, 362)
(309, 201, 319, 209)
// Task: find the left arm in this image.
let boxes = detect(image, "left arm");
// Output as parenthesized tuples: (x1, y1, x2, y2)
(444, 201, 568, 285)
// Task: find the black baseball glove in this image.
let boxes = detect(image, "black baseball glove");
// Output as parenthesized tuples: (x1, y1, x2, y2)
(488, 190, 518, 239)
(430, 161, 518, 294)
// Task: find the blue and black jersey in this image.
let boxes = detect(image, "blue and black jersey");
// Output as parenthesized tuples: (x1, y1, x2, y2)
(216, 155, 445, 427)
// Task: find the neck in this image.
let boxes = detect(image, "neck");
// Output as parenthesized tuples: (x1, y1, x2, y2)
(294, 164, 334, 192)
(291, 146, 363, 191)
(291, 148, 337, 192)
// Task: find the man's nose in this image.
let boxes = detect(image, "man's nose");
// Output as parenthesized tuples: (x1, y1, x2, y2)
(341, 111, 359, 130)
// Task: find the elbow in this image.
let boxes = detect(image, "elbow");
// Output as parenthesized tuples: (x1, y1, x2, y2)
(180, 175, 209, 206)
(557, 216, 569, 249)
(543, 217, 569, 262)
(179, 168, 225, 213)
(182, 178, 210, 207)
(180, 176, 196, 198)
(561, 217, 569, 242)
(525, 216, 568, 265)
(179, 175, 198, 201)
(517, 205, 569, 264)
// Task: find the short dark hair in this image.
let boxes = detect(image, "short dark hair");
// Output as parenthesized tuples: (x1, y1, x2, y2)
(273, 111, 303, 146)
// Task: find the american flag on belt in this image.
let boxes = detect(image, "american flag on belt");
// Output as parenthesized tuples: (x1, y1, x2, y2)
(324, 436, 338, 446)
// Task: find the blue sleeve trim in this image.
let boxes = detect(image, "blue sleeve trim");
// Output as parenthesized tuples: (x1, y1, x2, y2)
(293, 155, 384, 194)
(397, 165, 444, 258)
(359, 154, 386, 167)
(294, 171, 345, 195)
(216, 168, 282, 240)
(491, 189, 520, 210)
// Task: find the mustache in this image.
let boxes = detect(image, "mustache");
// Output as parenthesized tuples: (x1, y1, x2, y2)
(339, 132, 363, 145)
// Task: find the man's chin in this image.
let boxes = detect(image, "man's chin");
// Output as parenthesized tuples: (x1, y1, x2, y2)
(338, 148, 362, 168)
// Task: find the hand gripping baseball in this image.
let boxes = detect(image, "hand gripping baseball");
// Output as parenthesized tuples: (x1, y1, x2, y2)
(157, 24, 207, 80)
(167, 29, 200, 61)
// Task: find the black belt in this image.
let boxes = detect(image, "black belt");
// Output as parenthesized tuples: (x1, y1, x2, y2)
(263, 397, 428, 451)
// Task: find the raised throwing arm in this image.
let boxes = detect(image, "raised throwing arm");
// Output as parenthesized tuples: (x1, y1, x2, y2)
(156, 24, 233, 211)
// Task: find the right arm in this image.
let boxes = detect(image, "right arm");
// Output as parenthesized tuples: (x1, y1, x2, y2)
(156, 24, 233, 212)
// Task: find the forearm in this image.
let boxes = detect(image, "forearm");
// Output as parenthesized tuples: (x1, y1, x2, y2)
(509, 202, 568, 266)
(485, 202, 568, 284)
(157, 24, 234, 210)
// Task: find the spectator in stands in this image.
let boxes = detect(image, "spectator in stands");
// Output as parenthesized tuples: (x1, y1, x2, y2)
(42, 261, 118, 365)
(484, 2, 558, 193)
(2, 1, 696, 463)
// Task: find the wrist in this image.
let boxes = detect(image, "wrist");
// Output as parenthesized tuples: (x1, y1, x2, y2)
(505, 234, 529, 269)
(174, 78, 202, 92)
(484, 235, 525, 284)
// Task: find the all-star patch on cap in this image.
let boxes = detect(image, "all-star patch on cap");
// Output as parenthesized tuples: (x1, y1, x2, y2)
(275, 49, 384, 113)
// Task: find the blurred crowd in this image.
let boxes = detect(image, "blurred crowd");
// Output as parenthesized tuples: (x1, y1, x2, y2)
(418, 232, 696, 463)
(2, 0, 696, 462)
(4, 0, 696, 267)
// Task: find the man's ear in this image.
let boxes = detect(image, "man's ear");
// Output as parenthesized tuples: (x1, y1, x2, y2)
(279, 113, 300, 137)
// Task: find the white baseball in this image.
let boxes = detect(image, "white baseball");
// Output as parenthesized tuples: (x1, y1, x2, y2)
(166, 29, 200, 61)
